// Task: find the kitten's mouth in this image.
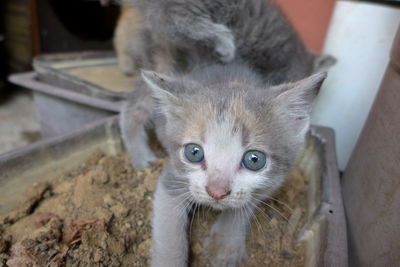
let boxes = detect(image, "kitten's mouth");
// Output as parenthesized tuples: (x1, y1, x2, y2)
(207, 197, 249, 210)
(209, 202, 226, 210)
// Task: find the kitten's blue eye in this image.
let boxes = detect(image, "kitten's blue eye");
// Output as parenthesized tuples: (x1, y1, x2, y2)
(242, 150, 267, 171)
(184, 143, 204, 163)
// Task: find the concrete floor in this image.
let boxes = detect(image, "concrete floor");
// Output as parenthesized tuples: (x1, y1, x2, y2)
(0, 88, 41, 154)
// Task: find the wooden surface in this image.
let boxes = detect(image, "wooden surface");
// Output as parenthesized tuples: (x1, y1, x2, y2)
(3, 0, 34, 71)
(343, 25, 400, 266)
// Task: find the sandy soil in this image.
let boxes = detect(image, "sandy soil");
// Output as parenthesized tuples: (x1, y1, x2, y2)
(0, 150, 308, 266)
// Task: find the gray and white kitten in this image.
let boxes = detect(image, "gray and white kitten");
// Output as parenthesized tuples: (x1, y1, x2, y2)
(137, 64, 326, 266)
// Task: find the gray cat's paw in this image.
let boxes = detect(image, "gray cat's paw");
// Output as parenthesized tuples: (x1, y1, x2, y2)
(213, 25, 236, 63)
(118, 56, 137, 76)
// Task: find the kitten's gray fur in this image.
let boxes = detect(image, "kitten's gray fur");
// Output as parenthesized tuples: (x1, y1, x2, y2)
(141, 64, 326, 266)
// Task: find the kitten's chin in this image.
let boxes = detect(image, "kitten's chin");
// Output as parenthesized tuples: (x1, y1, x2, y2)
(209, 202, 229, 211)
(203, 198, 250, 211)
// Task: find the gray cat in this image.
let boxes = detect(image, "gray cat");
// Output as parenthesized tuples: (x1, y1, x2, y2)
(122, 0, 334, 82)
(139, 64, 326, 266)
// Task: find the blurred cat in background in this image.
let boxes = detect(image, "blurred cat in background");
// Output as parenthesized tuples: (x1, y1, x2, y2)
(106, 0, 334, 78)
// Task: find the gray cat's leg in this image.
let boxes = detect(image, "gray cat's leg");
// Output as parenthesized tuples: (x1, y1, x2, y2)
(207, 208, 252, 266)
(152, 178, 190, 267)
(172, 14, 235, 63)
(119, 85, 157, 168)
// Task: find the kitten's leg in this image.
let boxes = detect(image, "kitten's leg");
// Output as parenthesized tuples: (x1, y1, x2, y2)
(152, 178, 190, 267)
(171, 13, 235, 63)
(207, 208, 253, 266)
(119, 83, 157, 168)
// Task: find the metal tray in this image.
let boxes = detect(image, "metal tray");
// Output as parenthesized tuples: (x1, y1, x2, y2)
(9, 72, 123, 138)
(33, 51, 137, 101)
(0, 117, 347, 266)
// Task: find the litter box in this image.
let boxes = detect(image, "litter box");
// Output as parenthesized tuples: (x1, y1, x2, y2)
(33, 51, 136, 101)
(8, 71, 123, 138)
(0, 116, 347, 266)
(9, 51, 133, 138)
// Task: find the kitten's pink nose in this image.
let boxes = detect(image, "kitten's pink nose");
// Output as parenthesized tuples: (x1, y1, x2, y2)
(206, 186, 231, 200)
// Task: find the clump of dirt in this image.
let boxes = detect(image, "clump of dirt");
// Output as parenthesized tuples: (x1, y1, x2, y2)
(0, 150, 309, 266)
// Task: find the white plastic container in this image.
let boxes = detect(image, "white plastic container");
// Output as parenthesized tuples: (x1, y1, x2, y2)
(311, 0, 400, 170)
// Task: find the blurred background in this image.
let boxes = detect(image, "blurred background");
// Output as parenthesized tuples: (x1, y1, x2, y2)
(0, 1, 399, 164)
(0, 0, 336, 153)
(0, 0, 119, 152)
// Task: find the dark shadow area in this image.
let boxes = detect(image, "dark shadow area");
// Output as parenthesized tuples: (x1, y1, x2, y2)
(38, 0, 119, 53)
(48, 0, 119, 41)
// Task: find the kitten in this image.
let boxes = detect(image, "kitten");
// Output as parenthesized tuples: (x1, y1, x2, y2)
(138, 64, 326, 266)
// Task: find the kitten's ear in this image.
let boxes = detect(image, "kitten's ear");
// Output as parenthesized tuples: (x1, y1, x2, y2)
(141, 70, 182, 115)
(273, 72, 327, 133)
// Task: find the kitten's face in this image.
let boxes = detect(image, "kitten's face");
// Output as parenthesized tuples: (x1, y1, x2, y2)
(142, 70, 326, 210)
(177, 100, 282, 210)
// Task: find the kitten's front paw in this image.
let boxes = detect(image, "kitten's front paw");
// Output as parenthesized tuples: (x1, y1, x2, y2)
(214, 242, 247, 267)
(206, 233, 247, 267)
(213, 25, 236, 63)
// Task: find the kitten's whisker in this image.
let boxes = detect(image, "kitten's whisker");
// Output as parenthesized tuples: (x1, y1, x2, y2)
(251, 193, 294, 213)
(189, 202, 199, 238)
(247, 201, 272, 223)
(202, 204, 205, 223)
(166, 188, 189, 195)
(242, 205, 254, 236)
(250, 196, 289, 222)
(233, 207, 238, 227)
(173, 193, 194, 217)
(179, 198, 194, 219)
(169, 180, 191, 186)
(247, 204, 265, 236)
(170, 191, 191, 204)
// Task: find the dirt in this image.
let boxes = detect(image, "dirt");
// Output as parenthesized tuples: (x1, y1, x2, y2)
(0, 150, 309, 266)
